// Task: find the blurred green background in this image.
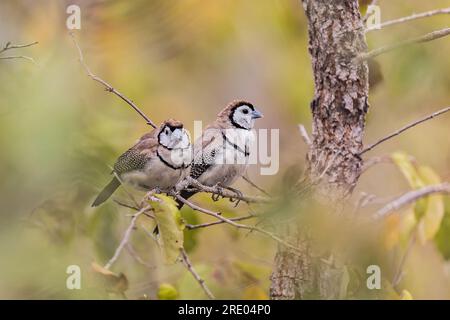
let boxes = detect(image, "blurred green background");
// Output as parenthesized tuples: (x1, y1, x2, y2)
(0, 0, 449, 299)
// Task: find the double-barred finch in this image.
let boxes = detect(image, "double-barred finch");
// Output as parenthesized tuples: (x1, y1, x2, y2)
(92, 119, 192, 207)
(179, 100, 263, 206)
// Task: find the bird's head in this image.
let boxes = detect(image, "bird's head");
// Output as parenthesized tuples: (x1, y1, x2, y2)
(219, 100, 263, 130)
(158, 119, 191, 150)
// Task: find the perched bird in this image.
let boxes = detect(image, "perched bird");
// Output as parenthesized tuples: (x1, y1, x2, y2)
(92, 119, 192, 207)
(178, 100, 263, 205)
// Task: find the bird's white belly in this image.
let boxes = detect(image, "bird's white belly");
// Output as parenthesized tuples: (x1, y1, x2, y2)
(198, 158, 247, 187)
(121, 158, 185, 191)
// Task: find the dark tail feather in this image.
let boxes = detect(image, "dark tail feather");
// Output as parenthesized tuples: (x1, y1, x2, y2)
(92, 177, 121, 207)
(176, 189, 197, 209)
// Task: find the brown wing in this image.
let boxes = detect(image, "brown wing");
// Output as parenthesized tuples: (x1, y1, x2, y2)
(114, 129, 159, 174)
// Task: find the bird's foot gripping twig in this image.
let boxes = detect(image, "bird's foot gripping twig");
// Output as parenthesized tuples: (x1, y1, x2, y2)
(142, 188, 161, 204)
(211, 185, 223, 202)
(219, 184, 243, 207)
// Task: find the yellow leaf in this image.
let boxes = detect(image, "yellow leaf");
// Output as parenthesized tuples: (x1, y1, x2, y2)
(399, 208, 417, 246)
(391, 152, 424, 189)
(400, 289, 413, 300)
(151, 194, 184, 264)
(383, 214, 401, 250)
(417, 166, 444, 242)
(157, 283, 178, 300)
(91, 262, 128, 294)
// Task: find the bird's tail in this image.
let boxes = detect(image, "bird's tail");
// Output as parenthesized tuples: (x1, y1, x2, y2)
(92, 177, 121, 207)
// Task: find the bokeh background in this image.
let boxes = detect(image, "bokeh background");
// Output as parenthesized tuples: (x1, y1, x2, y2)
(0, 0, 449, 299)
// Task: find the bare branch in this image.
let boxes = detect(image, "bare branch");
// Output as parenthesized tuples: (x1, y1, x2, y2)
(186, 214, 255, 230)
(362, 0, 379, 24)
(361, 155, 393, 173)
(375, 183, 450, 219)
(0, 41, 38, 54)
(69, 32, 157, 128)
(0, 41, 38, 65)
(173, 193, 299, 253)
(360, 106, 450, 155)
(180, 248, 215, 299)
(177, 177, 270, 203)
(104, 205, 150, 269)
(392, 228, 417, 289)
(126, 243, 156, 269)
(366, 7, 450, 33)
(0, 55, 37, 65)
(242, 174, 271, 197)
(359, 28, 450, 60)
(298, 124, 312, 147)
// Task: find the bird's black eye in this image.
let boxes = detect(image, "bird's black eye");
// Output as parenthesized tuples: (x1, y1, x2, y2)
(242, 108, 249, 114)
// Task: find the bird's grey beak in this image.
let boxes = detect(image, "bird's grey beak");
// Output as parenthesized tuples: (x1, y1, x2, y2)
(251, 109, 263, 119)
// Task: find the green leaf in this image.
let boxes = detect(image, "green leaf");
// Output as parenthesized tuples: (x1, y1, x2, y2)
(180, 206, 199, 253)
(151, 194, 184, 264)
(157, 283, 178, 300)
(434, 199, 450, 259)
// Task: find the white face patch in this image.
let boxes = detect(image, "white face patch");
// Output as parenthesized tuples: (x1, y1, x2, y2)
(232, 104, 255, 130)
(159, 127, 191, 150)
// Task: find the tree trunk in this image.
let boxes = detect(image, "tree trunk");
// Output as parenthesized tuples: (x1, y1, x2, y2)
(270, 0, 369, 299)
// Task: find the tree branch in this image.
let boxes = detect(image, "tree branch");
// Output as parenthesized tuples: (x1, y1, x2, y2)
(375, 183, 450, 219)
(177, 177, 270, 204)
(173, 193, 299, 253)
(298, 124, 312, 147)
(360, 106, 450, 155)
(359, 28, 450, 60)
(185, 214, 255, 230)
(0, 41, 38, 64)
(0, 41, 38, 54)
(126, 243, 156, 269)
(366, 7, 450, 33)
(69, 32, 157, 128)
(104, 205, 150, 269)
(179, 248, 215, 299)
(242, 174, 271, 197)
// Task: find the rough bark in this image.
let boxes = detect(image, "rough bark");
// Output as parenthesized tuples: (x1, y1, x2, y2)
(270, 0, 369, 299)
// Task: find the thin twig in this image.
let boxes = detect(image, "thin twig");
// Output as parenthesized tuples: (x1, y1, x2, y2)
(362, 0, 379, 24)
(126, 243, 156, 269)
(173, 193, 299, 253)
(361, 155, 393, 173)
(180, 248, 215, 299)
(298, 124, 312, 147)
(186, 214, 255, 230)
(375, 183, 450, 219)
(360, 106, 450, 155)
(359, 28, 450, 61)
(242, 174, 271, 197)
(0, 55, 37, 64)
(69, 32, 157, 128)
(104, 205, 150, 269)
(0, 41, 38, 54)
(366, 7, 450, 32)
(392, 228, 417, 289)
